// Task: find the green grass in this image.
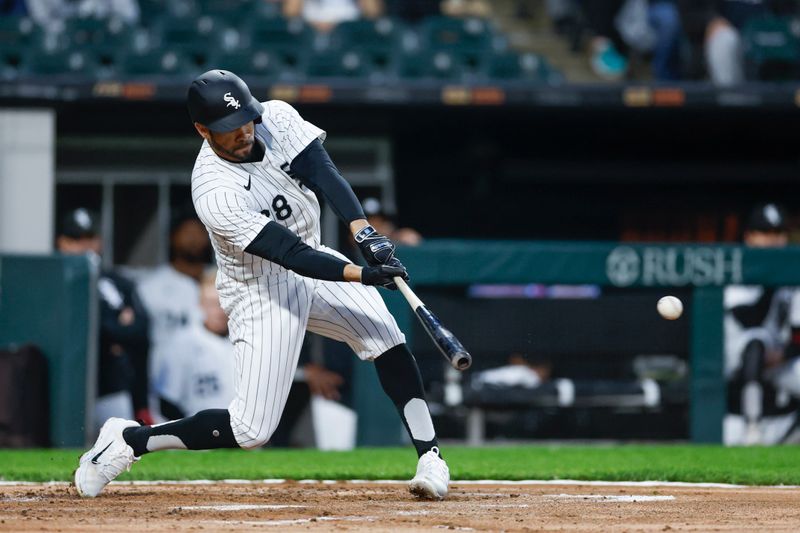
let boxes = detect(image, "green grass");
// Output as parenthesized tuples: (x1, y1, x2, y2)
(2, 446, 800, 485)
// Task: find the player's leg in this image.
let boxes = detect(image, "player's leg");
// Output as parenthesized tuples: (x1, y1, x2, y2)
(741, 338, 766, 444)
(75, 276, 313, 497)
(121, 409, 238, 455)
(225, 275, 314, 449)
(307, 271, 449, 499)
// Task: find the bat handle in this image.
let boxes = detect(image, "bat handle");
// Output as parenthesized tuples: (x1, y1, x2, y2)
(394, 276, 423, 309)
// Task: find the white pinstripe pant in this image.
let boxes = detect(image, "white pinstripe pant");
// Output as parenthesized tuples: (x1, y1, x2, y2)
(218, 248, 405, 449)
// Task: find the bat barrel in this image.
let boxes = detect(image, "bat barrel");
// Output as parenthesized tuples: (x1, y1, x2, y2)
(415, 306, 472, 371)
(452, 351, 472, 370)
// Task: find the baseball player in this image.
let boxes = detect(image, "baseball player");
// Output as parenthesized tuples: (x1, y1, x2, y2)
(724, 203, 794, 445)
(75, 69, 449, 500)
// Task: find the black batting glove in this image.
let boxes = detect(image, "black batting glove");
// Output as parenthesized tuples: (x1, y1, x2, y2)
(381, 257, 409, 290)
(354, 224, 396, 266)
(361, 264, 408, 290)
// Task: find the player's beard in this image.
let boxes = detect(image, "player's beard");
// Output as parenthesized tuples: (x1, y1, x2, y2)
(209, 136, 254, 163)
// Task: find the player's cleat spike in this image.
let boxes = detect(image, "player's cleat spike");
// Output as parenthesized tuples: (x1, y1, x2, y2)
(74, 417, 140, 498)
(408, 446, 449, 500)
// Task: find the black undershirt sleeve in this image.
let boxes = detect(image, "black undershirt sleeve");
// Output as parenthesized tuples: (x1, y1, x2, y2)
(289, 139, 366, 224)
(244, 220, 349, 281)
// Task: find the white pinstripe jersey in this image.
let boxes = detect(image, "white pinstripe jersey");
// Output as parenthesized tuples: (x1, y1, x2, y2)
(191, 100, 327, 282)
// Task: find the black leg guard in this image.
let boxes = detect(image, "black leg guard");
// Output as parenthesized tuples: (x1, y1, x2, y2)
(122, 409, 239, 456)
(374, 344, 440, 458)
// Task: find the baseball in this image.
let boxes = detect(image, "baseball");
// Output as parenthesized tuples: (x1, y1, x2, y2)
(657, 296, 683, 320)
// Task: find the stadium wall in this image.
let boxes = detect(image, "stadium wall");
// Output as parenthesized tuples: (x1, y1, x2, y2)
(0, 109, 55, 254)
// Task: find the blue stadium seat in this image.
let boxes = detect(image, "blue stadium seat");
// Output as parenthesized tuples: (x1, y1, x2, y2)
(0, 46, 24, 80)
(0, 16, 40, 49)
(62, 18, 133, 49)
(151, 14, 235, 71)
(241, 17, 313, 50)
(485, 51, 561, 83)
(155, 15, 228, 50)
(417, 16, 508, 82)
(330, 18, 403, 76)
(396, 49, 463, 81)
(139, 0, 196, 23)
(21, 49, 97, 77)
(208, 48, 304, 81)
(306, 50, 369, 79)
(117, 49, 196, 78)
(420, 16, 493, 53)
(196, 0, 279, 23)
(331, 17, 402, 49)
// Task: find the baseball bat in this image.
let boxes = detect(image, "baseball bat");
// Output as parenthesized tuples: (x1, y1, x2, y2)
(393, 277, 472, 371)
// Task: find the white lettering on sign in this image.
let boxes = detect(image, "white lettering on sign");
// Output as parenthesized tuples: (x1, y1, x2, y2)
(607, 247, 743, 287)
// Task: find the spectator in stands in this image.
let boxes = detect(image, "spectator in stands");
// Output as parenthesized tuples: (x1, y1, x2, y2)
(56, 208, 153, 433)
(137, 210, 211, 420)
(676, 0, 772, 85)
(26, 0, 139, 33)
(724, 202, 794, 445)
(582, 0, 683, 81)
(283, 0, 383, 33)
(362, 197, 423, 246)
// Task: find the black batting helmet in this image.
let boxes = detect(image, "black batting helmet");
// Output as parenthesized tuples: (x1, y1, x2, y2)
(59, 208, 100, 238)
(187, 70, 264, 132)
(746, 202, 788, 233)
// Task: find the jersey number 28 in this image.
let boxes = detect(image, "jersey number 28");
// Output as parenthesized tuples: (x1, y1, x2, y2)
(261, 195, 293, 221)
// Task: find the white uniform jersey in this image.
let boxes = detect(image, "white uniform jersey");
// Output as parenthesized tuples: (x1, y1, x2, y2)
(723, 285, 793, 377)
(156, 323, 236, 417)
(192, 100, 325, 283)
(137, 265, 202, 391)
(189, 100, 405, 449)
(138, 265, 202, 349)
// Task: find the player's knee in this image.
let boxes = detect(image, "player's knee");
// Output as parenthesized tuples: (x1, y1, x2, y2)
(238, 436, 268, 450)
(229, 414, 277, 450)
(235, 426, 274, 450)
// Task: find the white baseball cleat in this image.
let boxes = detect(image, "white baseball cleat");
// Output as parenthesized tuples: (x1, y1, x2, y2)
(408, 446, 449, 500)
(74, 417, 140, 497)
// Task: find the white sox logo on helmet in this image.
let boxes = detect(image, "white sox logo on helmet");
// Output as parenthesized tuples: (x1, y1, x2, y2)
(224, 92, 241, 109)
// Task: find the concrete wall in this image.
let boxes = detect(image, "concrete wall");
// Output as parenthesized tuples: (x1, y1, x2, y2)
(0, 109, 55, 254)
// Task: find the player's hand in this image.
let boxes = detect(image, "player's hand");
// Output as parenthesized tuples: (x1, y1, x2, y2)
(361, 264, 408, 290)
(354, 224, 396, 266)
(304, 363, 344, 401)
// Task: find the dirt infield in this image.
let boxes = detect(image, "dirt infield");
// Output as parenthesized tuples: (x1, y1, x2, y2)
(1, 481, 800, 532)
